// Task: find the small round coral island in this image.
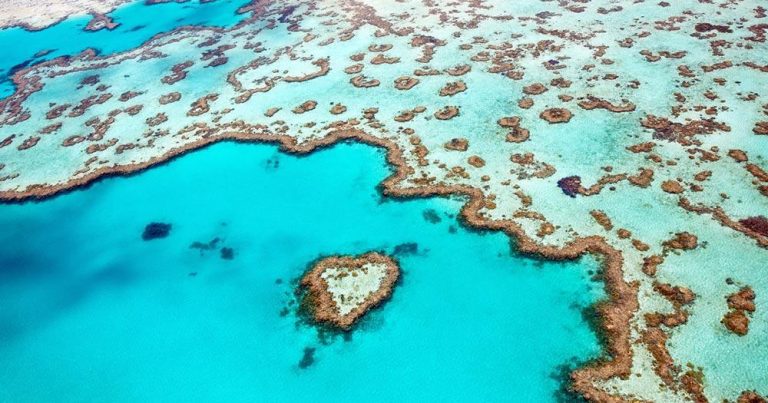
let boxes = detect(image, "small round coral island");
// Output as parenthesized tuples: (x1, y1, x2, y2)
(299, 252, 400, 330)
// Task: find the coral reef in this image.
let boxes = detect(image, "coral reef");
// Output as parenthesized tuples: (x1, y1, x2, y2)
(299, 252, 399, 330)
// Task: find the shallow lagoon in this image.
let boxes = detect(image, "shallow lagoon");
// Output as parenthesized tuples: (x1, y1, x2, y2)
(0, 142, 603, 402)
(0, 0, 249, 98)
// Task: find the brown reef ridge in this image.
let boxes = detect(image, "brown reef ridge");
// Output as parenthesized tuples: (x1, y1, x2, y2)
(299, 252, 400, 330)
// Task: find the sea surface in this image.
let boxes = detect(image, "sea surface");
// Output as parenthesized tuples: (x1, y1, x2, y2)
(0, 141, 604, 402)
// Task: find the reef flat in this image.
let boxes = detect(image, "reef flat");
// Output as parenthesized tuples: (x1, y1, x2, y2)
(0, 0, 218, 31)
(0, 0, 128, 31)
(0, 0, 767, 401)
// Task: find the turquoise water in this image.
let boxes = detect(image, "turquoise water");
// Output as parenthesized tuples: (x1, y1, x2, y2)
(0, 142, 603, 402)
(0, 0, 248, 98)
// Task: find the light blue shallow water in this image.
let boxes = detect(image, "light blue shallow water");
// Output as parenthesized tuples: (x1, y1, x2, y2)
(0, 0, 248, 98)
(0, 142, 603, 402)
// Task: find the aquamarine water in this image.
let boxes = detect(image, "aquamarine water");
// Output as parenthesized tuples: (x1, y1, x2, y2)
(0, 142, 603, 402)
(0, 0, 248, 98)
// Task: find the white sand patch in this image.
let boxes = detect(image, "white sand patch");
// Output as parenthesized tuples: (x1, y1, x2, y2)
(321, 263, 388, 316)
(0, 0, 129, 30)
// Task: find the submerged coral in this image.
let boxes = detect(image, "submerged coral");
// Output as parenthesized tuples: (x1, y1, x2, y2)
(142, 222, 171, 241)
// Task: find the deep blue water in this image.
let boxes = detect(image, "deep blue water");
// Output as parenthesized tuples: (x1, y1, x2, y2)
(0, 142, 603, 402)
(0, 0, 248, 98)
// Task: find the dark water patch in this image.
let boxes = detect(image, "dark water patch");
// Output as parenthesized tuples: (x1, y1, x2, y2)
(393, 242, 419, 256)
(0, 250, 51, 280)
(0, 262, 138, 342)
(8, 59, 33, 77)
(55, 264, 137, 311)
(33, 49, 54, 58)
(354, 309, 387, 333)
(265, 156, 280, 169)
(142, 222, 172, 240)
(422, 208, 442, 223)
(220, 247, 234, 260)
(580, 303, 609, 349)
(550, 357, 589, 403)
(298, 347, 315, 369)
(127, 24, 147, 32)
(190, 237, 220, 251)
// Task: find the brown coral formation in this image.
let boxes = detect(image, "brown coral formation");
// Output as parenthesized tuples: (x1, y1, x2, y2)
(661, 180, 684, 194)
(370, 54, 400, 65)
(344, 64, 363, 74)
(739, 216, 768, 237)
(728, 287, 757, 313)
(17, 136, 40, 151)
(746, 163, 768, 182)
(523, 83, 548, 95)
(628, 168, 654, 188)
(506, 126, 530, 143)
(497, 116, 521, 128)
(161, 60, 194, 85)
(540, 108, 572, 123)
(158, 92, 181, 105)
(642, 255, 664, 277)
(394, 110, 415, 122)
(518, 97, 534, 109)
(434, 106, 459, 120)
(299, 252, 399, 330)
(578, 96, 636, 113)
(84, 13, 119, 31)
(439, 81, 467, 96)
(330, 103, 347, 115)
(350, 75, 380, 88)
(467, 155, 485, 168)
(641, 281, 698, 394)
(444, 138, 469, 151)
(145, 113, 168, 127)
(283, 58, 330, 83)
(292, 100, 317, 114)
(754, 121, 768, 135)
(590, 210, 613, 231)
(498, 116, 530, 143)
(678, 198, 768, 249)
(728, 149, 748, 162)
(186, 94, 218, 117)
(641, 114, 731, 144)
(394, 76, 419, 90)
(663, 232, 698, 251)
(445, 64, 471, 76)
(722, 310, 750, 336)
(627, 142, 656, 153)
(738, 390, 768, 403)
